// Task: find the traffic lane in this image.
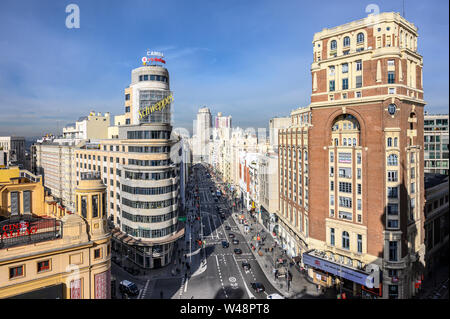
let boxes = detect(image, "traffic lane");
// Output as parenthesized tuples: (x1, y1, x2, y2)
(111, 262, 145, 299)
(219, 252, 251, 299)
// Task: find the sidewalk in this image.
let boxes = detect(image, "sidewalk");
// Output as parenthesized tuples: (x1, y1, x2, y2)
(231, 207, 321, 299)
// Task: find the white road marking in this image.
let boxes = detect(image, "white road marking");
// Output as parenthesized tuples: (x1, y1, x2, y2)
(184, 276, 189, 293)
(138, 279, 150, 299)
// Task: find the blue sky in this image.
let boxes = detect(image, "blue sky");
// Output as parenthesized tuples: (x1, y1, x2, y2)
(0, 0, 448, 138)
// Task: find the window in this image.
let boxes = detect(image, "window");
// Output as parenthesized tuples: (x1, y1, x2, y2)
(37, 260, 50, 273)
(339, 167, 352, 178)
(388, 219, 399, 228)
(339, 210, 352, 221)
(9, 265, 24, 279)
(356, 91, 362, 98)
(410, 182, 415, 194)
(357, 153, 361, 164)
(388, 187, 398, 198)
(357, 235, 363, 253)
(329, 66, 335, 75)
(356, 60, 362, 71)
(23, 190, 31, 214)
(330, 195, 334, 206)
(388, 170, 398, 182)
(92, 195, 99, 218)
(389, 241, 398, 261)
(330, 40, 337, 50)
(343, 36, 350, 47)
(94, 248, 101, 259)
(388, 71, 395, 83)
(394, 137, 398, 147)
(342, 78, 348, 90)
(342, 231, 350, 249)
(389, 87, 395, 94)
(339, 196, 352, 208)
(338, 152, 352, 163)
(387, 154, 398, 166)
(329, 80, 335, 92)
(357, 199, 362, 210)
(330, 228, 335, 246)
(339, 182, 352, 193)
(387, 203, 399, 215)
(126, 119, 131, 125)
(10, 192, 19, 215)
(355, 75, 362, 88)
(357, 32, 364, 43)
(330, 209, 335, 217)
(330, 181, 334, 191)
(81, 196, 87, 218)
(388, 60, 395, 67)
(330, 152, 334, 162)
(357, 184, 361, 194)
(387, 137, 392, 147)
(342, 63, 348, 73)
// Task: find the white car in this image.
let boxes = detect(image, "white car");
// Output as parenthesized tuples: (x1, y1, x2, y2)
(267, 293, 285, 299)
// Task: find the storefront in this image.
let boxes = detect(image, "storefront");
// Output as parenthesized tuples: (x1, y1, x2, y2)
(260, 206, 271, 230)
(302, 250, 381, 298)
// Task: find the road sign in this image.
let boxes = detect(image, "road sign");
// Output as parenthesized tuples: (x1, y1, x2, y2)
(178, 216, 187, 222)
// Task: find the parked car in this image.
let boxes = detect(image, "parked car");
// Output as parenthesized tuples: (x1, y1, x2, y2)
(232, 239, 239, 245)
(242, 262, 251, 271)
(250, 282, 265, 293)
(221, 241, 229, 248)
(224, 225, 231, 230)
(234, 248, 242, 254)
(119, 280, 139, 296)
(267, 293, 284, 299)
(228, 233, 235, 239)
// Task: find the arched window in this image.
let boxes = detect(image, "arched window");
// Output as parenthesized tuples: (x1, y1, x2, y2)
(331, 40, 337, 50)
(335, 138, 339, 146)
(388, 154, 398, 166)
(304, 151, 308, 161)
(343, 138, 347, 146)
(394, 137, 398, 147)
(353, 138, 357, 146)
(342, 231, 350, 249)
(357, 32, 364, 44)
(343, 36, 350, 47)
(387, 137, 392, 147)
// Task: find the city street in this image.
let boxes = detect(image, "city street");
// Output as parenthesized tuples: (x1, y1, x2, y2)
(111, 163, 283, 299)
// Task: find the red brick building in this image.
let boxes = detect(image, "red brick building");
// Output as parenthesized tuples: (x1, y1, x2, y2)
(278, 12, 425, 299)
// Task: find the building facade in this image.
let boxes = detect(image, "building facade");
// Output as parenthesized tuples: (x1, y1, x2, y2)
(75, 56, 183, 269)
(424, 113, 449, 175)
(0, 168, 111, 299)
(0, 136, 26, 168)
(278, 12, 426, 299)
(423, 173, 449, 277)
(193, 107, 212, 163)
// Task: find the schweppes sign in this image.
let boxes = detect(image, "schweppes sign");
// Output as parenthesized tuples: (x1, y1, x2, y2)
(139, 94, 174, 119)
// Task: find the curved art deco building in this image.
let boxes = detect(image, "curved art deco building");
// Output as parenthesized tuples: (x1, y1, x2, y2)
(75, 59, 183, 269)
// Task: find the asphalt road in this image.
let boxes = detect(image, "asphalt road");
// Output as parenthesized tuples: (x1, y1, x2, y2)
(174, 164, 279, 299)
(112, 163, 279, 299)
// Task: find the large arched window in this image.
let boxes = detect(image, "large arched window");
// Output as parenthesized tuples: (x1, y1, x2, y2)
(342, 231, 350, 249)
(343, 36, 350, 47)
(357, 32, 365, 44)
(387, 154, 398, 166)
(330, 40, 337, 50)
(331, 114, 361, 146)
